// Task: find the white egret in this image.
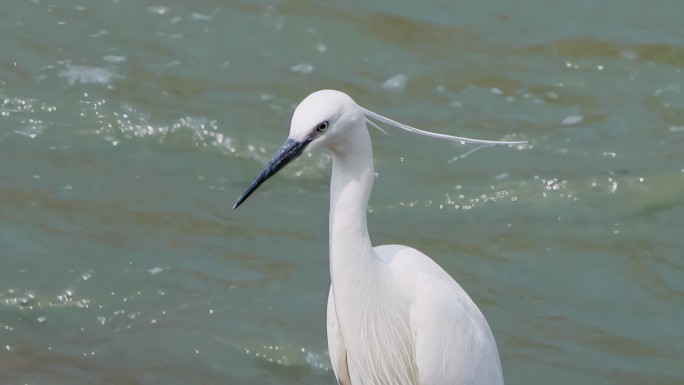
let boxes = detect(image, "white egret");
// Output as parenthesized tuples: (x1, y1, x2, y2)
(234, 90, 524, 385)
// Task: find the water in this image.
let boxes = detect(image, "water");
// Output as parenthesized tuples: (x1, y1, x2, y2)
(1, 0, 683, 384)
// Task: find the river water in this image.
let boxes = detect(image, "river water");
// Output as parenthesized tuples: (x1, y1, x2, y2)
(1, 1, 683, 384)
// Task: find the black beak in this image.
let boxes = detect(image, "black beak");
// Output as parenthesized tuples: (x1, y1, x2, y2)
(233, 138, 308, 209)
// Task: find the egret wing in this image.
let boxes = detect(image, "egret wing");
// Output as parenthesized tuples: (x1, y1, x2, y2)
(409, 277, 503, 385)
(376, 245, 503, 385)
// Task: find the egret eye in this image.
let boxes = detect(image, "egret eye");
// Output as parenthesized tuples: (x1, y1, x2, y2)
(316, 121, 329, 132)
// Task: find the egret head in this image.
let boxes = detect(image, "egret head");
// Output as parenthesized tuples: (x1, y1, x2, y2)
(233, 90, 363, 209)
(288, 89, 364, 150)
(233, 89, 527, 209)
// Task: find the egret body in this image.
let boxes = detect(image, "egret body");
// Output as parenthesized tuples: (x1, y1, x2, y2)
(234, 90, 519, 385)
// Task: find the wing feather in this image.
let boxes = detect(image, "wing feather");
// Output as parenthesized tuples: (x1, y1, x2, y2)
(377, 244, 504, 385)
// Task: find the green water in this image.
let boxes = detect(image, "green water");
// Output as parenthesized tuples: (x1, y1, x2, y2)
(2, 1, 683, 384)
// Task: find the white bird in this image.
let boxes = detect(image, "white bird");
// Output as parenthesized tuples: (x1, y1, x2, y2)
(234, 90, 524, 385)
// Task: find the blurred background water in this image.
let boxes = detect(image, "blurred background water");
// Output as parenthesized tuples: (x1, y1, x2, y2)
(1, 0, 683, 384)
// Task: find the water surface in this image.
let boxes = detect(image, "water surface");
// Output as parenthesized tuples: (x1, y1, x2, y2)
(1, 1, 683, 384)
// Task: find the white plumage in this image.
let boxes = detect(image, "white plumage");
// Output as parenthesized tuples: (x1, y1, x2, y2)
(234, 90, 523, 385)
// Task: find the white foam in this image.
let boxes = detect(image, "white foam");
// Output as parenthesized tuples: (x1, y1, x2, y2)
(290, 63, 314, 75)
(60, 65, 114, 85)
(382, 74, 408, 90)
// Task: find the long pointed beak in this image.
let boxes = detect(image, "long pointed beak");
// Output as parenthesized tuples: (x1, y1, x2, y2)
(233, 138, 307, 209)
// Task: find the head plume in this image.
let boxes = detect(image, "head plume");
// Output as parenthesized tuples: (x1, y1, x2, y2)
(360, 106, 526, 147)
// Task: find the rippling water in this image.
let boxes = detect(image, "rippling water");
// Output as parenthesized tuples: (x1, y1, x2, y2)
(2, 1, 683, 384)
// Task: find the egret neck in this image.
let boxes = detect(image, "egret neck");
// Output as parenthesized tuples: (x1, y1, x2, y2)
(328, 122, 377, 309)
